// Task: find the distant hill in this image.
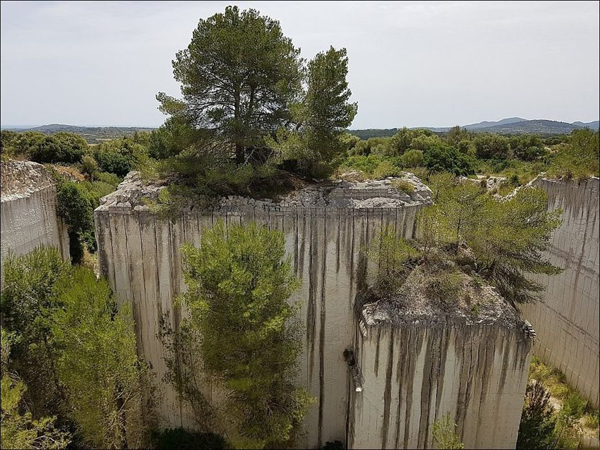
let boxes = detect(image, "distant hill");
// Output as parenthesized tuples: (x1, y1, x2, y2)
(572, 120, 600, 129)
(349, 118, 599, 139)
(473, 119, 598, 135)
(463, 117, 527, 130)
(3, 124, 157, 144)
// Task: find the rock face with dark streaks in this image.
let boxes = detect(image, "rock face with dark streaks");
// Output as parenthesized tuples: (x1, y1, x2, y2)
(95, 172, 431, 447)
(94, 172, 531, 449)
(521, 177, 599, 408)
(349, 265, 533, 449)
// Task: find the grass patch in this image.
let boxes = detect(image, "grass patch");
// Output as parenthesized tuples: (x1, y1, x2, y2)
(528, 356, 599, 434)
(393, 179, 415, 193)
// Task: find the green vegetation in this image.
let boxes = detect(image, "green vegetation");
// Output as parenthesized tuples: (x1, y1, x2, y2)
(0, 130, 87, 164)
(548, 128, 599, 179)
(337, 127, 598, 185)
(0, 248, 70, 419)
(177, 221, 312, 448)
(1, 329, 71, 450)
(518, 381, 562, 449)
(393, 178, 415, 193)
(367, 225, 421, 296)
(367, 175, 562, 306)
(0, 247, 151, 449)
(148, 5, 357, 210)
(432, 413, 464, 449)
(529, 356, 598, 428)
(1, 128, 139, 264)
(518, 356, 599, 449)
(51, 267, 151, 448)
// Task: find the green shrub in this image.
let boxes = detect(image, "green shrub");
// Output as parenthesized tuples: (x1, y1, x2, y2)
(367, 226, 421, 295)
(94, 171, 121, 186)
(432, 413, 464, 449)
(81, 155, 98, 178)
(473, 134, 511, 159)
(582, 411, 599, 430)
(4, 131, 87, 164)
(423, 144, 475, 176)
(56, 181, 95, 262)
(517, 381, 557, 449)
(399, 149, 424, 168)
(549, 129, 599, 179)
(1, 372, 71, 450)
(424, 269, 463, 304)
(51, 267, 151, 449)
(0, 247, 71, 418)
(393, 179, 415, 193)
(561, 392, 587, 419)
(93, 148, 133, 177)
(372, 159, 401, 179)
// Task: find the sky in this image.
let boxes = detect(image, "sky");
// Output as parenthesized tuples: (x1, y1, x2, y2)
(1, 1, 598, 128)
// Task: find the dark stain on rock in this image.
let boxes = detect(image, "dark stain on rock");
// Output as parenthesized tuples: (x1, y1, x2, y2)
(403, 327, 424, 449)
(318, 213, 328, 449)
(417, 328, 437, 448)
(307, 212, 318, 384)
(434, 326, 451, 421)
(381, 328, 395, 449)
(374, 327, 382, 377)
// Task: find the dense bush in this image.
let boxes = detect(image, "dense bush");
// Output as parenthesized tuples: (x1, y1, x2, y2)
(148, 117, 208, 159)
(1, 249, 151, 449)
(1, 131, 87, 164)
(517, 381, 557, 449)
(1, 330, 71, 450)
(509, 135, 547, 161)
(549, 128, 599, 179)
(473, 134, 511, 159)
(56, 181, 95, 262)
(399, 149, 424, 167)
(423, 144, 475, 176)
(51, 267, 150, 448)
(93, 144, 135, 177)
(0, 247, 71, 419)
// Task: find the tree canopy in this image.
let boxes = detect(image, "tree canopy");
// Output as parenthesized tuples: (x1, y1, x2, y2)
(158, 6, 303, 164)
(156, 6, 357, 178)
(179, 221, 312, 448)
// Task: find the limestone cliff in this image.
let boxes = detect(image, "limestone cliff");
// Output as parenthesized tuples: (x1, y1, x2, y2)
(350, 265, 533, 449)
(1, 160, 70, 281)
(521, 177, 599, 408)
(95, 172, 432, 447)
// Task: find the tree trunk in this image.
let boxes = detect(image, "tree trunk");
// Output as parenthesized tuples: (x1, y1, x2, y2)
(235, 143, 244, 165)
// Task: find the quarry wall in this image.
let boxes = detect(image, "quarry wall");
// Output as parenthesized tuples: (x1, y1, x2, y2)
(95, 174, 432, 448)
(1, 160, 69, 281)
(520, 177, 599, 408)
(95, 173, 532, 449)
(349, 323, 531, 449)
(347, 263, 534, 450)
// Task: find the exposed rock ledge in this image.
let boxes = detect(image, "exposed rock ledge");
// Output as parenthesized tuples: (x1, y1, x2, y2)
(1, 160, 56, 201)
(361, 264, 533, 333)
(97, 171, 433, 212)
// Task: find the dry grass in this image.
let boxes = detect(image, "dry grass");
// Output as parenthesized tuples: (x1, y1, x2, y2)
(392, 178, 415, 194)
